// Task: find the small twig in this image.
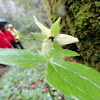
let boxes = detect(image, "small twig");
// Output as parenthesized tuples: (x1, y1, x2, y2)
(47, 83, 55, 100)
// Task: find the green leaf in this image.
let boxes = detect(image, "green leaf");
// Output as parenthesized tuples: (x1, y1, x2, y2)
(61, 49, 80, 57)
(31, 33, 46, 41)
(54, 41, 79, 57)
(0, 49, 46, 68)
(51, 17, 61, 37)
(47, 44, 79, 61)
(46, 61, 100, 100)
(45, 49, 58, 60)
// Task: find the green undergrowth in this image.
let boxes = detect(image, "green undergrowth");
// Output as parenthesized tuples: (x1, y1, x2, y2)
(0, 64, 68, 100)
(20, 33, 42, 51)
(0, 64, 46, 100)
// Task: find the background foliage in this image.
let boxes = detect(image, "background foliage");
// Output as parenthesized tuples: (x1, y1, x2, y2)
(43, 0, 100, 71)
(0, 0, 50, 35)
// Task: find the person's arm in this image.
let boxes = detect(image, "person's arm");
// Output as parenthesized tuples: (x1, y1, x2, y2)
(3, 33, 14, 48)
(6, 40, 14, 48)
(14, 29, 20, 40)
(8, 31, 16, 42)
(0, 36, 14, 48)
(6, 39, 14, 48)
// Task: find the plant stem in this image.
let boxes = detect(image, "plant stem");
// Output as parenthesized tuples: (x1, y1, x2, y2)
(47, 83, 55, 100)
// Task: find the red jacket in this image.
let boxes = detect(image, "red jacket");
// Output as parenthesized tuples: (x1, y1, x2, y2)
(0, 31, 14, 48)
(2, 30, 16, 42)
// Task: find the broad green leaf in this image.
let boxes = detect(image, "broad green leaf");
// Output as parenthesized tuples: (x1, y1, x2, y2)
(51, 17, 61, 37)
(45, 49, 58, 60)
(54, 41, 79, 57)
(0, 49, 46, 68)
(47, 47, 79, 61)
(46, 61, 100, 100)
(31, 33, 46, 41)
(62, 49, 80, 57)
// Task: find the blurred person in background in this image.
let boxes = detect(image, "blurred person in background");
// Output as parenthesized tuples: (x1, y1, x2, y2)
(0, 19, 14, 67)
(0, 19, 18, 48)
(0, 31, 14, 48)
(8, 24, 24, 49)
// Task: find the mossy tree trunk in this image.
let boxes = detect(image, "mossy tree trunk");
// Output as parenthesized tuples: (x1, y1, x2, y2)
(43, 0, 100, 71)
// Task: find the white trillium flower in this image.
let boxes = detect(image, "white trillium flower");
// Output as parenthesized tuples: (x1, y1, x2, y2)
(33, 16, 79, 55)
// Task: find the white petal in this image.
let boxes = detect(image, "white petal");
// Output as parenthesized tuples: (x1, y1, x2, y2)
(33, 16, 51, 37)
(55, 34, 79, 45)
(42, 39, 53, 55)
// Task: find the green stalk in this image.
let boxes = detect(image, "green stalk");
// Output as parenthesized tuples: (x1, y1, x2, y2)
(47, 83, 55, 100)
